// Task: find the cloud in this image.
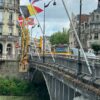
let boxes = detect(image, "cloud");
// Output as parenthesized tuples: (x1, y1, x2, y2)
(20, 0, 29, 5)
(20, 0, 98, 37)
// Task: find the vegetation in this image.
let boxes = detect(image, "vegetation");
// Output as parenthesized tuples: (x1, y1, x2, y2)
(0, 77, 49, 100)
(0, 77, 28, 96)
(50, 28, 69, 45)
(91, 43, 100, 54)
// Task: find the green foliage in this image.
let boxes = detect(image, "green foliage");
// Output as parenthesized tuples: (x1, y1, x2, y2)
(0, 77, 28, 96)
(50, 29, 69, 45)
(0, 78, 50, 100)
(91, 44, 100, 54)
(0, 78, 27, 95)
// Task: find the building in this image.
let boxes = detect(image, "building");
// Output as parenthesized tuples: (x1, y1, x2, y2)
(87, 0, 100, 47)
(69, 0, 100, 50)
(29, 36, 51, 54)
(69, 14, 89, 49)
(0, 0, 20, 58)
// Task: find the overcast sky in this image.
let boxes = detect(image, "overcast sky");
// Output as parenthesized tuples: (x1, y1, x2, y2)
(20, 0, 98, 37)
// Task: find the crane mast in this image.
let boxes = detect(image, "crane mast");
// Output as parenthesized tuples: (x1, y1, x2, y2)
(19, 20, 30, 72)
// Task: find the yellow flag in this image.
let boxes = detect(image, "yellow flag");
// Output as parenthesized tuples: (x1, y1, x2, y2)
(27, 4, 37, 15)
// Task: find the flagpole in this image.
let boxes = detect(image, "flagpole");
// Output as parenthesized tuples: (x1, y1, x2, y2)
(43, 3, 45, 63)
(61, 0, 92, 75)
(43, 0, 56, 63)
(77, 0, 82, 75)
(31, 26, 41, 60)
(29, 0, 56, 63)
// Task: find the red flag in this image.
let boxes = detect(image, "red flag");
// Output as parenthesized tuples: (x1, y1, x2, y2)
(26, 18, 35, 25)
(33, 5, 43, 13)
(18, 16, 35, 26)
(15, 42, 20, 48)
(29, 0, 42, 4)
(18, 16, 23, 26)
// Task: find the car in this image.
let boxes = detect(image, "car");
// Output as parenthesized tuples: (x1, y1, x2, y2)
(70, 48, 96, 59)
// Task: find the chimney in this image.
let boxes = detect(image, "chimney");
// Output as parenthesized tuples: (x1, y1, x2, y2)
(98, 0, 100, 8)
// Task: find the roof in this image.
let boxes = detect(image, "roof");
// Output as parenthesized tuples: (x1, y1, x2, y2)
(77, 14, 89, 23)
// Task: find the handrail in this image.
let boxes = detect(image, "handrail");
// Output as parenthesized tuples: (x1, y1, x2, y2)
(0, 54, 18, 60)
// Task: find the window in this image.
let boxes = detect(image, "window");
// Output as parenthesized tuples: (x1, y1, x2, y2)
(0, 0, 3, 5)
(96, 15, 99, 20)
(9, 0, 12, 4)
(0, 26, 2, 35)
(0, 0, 3, 2)
(0, 12, 3, 22)
(9, 27, 13, 35)
(94, 33, 98, 39)
(9, 12, 13, 21)
(95, 25, 98, 29)
(89, 34, 92, 40)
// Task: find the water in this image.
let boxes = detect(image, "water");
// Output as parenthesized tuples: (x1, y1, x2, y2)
(0, 96, 34, 100)
(73, 96, 89, 100)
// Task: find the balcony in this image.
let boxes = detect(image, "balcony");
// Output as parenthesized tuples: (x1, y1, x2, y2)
(8, 20, 14, 26)
(0, 35, 6, 41)
(7, 35, 19, 42)
(0, 35, 18, 42)
(0, 2, 19, 11)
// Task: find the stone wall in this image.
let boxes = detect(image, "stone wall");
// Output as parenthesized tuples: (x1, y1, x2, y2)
(0, 60, 28, 80)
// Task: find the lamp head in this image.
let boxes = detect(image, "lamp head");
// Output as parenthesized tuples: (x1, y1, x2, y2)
(32, 25, 36, 29)
(37, 24, 40, 27)
(53, 0, 56, 6)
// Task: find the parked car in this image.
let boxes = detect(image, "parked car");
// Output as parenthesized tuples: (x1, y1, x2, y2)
(70, 48, 96, 59)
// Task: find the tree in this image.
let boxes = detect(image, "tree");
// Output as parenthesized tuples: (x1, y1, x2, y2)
(91, 44, 100, 54)
(50, 29, 69, 45)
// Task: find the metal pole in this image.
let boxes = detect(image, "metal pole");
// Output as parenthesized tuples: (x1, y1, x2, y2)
(77, 0, 82, 75)
(31, 27, 41, 60)
(61, 0, 92, 75)
(43, 3, 45, 63)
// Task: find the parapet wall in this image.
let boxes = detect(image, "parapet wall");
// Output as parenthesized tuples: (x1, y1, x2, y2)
(0, 60, 28, 80)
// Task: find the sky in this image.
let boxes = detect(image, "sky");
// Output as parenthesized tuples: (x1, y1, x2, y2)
(20, 0, 98, 38)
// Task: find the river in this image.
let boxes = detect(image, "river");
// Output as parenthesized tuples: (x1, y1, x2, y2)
(0, 96, 34, 100)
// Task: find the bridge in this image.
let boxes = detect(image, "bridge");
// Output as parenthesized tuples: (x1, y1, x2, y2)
(0, 54, 100, 100)
(29, 55, 100, 100)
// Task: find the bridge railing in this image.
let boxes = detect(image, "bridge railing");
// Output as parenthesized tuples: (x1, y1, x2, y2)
(30, 55, 100, 79)
(0, 54, 18, 61)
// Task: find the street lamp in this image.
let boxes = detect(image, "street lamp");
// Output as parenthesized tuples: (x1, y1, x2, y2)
(43, 0, 56, 63)
(77, 0, 82, 75)
(31, 25, 36, 40)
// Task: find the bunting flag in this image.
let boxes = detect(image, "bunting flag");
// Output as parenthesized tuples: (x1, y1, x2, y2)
(18, 16, 35, 26)
(20, 5, 43, 18)
(29, 0, 42, 4)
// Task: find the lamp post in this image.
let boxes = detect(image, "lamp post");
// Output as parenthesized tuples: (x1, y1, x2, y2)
(31, 25, 36, 40)
(31, 25, 36, 53)
(77, 0, 82, 75)
(43, 0, 56, 63)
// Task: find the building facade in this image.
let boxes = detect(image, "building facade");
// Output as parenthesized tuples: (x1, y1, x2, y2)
(69, 13, 89, 49)
(0, 0, 20, 58)
(69, 0, 100, 50)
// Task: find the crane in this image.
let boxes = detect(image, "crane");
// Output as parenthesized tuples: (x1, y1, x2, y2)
(19, 20, 30, 72)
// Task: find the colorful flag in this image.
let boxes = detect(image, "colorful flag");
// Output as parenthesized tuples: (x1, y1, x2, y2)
(18, 16, 35, 26)
(29, 0, 42, 4)
(20, 5, 43, 18)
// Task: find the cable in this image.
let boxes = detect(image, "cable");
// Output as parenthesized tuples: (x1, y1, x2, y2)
(29, 2, 55, 63)
(61, 0, 92, 75)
